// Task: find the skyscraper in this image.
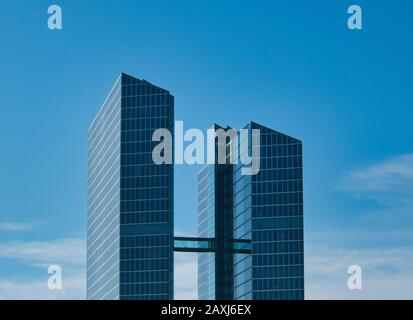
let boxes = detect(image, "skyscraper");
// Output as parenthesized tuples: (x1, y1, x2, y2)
(87, 74, 304, 300)
(198, 122, 304, 300)
(87, 73, 174, 300)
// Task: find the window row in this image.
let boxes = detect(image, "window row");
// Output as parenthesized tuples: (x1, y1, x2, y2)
(121, 129, 162, 143)
(252, 253, 304, 266)
(252, 240, 303, 254)
(253, 229, 303, 242)
(254, 289, 304, 300)
(121, 294, 170, 300)
(121, 164, 170, 177)
(121, 211, 170, 224)
(119, 282, 170, 296)
(120, 199, 170, 212)
(120, 258, 170, 271)
(122, 104, 171, 118)
(120, 247, 171, 259)
(260, 144, 302, 157)
(258, 128, 298, 145)
(121, 187, 170, 201)
(121, 176, 171, 188)
(252, 192, 303, 206)
(121, 141, 167, 154)
(120, 270, 170, 283)
(121, 83, 170, 96)
(253, 216, 303, 230)
(253, 204, 303, 217)
(253, 180, 303, 194)
(253, 277, 304, 291)
(253, 265, 304, 278)
(121, 118, 171, 131)
(121, 153, 169, 166)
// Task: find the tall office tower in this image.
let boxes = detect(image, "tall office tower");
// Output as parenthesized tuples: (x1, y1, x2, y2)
(198, 125, 234, 300)
(197, 122, 304, 300)
(87, 73, 174, 300)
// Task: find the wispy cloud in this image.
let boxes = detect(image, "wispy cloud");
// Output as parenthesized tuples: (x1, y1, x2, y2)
(174, 252, 197, 300)
(2, 236, 412, 299)
(0, 238, 85, 266)
(174, 243, 413, 300)
(174, 230, 196, 237)
(173, 230, 198, 300)
(0, 222, 37, 231)
(0, 238, 85, 300)
(0, 274, 85, 300)
(306, 244, 413, 299)
(176, 243, 413, 300)
(314, 153, 413, 299)
(339, 153, 413, 206)
(0, 238, 199, 300)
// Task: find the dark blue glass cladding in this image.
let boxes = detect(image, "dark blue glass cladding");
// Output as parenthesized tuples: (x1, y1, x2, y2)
(87, 73, 174, 300)
(198, 122, 304, 300)
(119, 74, 174, 300)
(250, 122, 304, 300)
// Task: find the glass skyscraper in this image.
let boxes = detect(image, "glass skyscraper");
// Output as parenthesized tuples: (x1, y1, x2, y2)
(87, 73, 174, 300)
(198, 122, 304, 300)
(87, 74, 303, 300)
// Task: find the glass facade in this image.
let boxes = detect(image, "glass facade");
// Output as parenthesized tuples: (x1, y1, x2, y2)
(87, 75, 122, 300)
(88, 75, 303, 300)
(87, 73, 174, 300)
(197, 124, 236, 300)
(250, 122, 304, 300)
(197, 122, 304, 300)
(197, 165, 216, 300)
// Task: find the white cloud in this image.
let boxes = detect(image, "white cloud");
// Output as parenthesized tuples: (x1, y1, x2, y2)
(0, 274, 85, 300)
(174, 243, 413, 300)
(0, 238, 85, 266)
(174, 252, 197, 300)
(0, 222, 37, 231)
(305, 244, 413, 299)
(313, 154, 413, 299)
(2, 236, 411, 300)
(339, 153, 413, 206)
(343, 153, 413, 191)
(0, 237, 200, 300)
(174, 230, 197, 237)
(173, 230, 198, 299)
(0, 238, 85, 300)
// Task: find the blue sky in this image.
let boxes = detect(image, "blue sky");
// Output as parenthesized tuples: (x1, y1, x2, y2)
(0, 0, 412, 299)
